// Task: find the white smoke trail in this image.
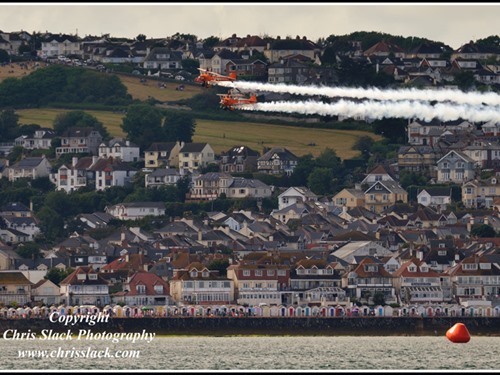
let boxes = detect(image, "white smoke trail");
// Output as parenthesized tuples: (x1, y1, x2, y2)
(237, 99, 500, 123)
(218, 81, 500, 107)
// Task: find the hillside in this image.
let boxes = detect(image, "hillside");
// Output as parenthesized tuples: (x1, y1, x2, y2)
(3, 63, 380, 159)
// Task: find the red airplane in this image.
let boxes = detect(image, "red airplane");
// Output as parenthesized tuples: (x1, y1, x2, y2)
(194, 68, 237, 87)
(217, 90, 257, 110)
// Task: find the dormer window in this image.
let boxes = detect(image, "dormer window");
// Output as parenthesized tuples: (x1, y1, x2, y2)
(202, 271, 209, 278)
(154, 285, 164, 294)
(190, 270, 198, 278)
(462, 263, 478, 271)
(408, 265, 417, 272)
(88, 274, 97, 280)
(136, 284, 146, 294)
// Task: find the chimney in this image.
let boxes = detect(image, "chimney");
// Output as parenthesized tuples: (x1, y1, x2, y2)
(198, 230, 203, 242)
(72, 157, 78, 167)
(416, 248, 423, 261)
(484, 216, 489, 226)
(467, 217, 474, 232)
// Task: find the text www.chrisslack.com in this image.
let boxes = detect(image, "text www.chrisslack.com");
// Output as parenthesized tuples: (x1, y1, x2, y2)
(18, 347, 140, 359)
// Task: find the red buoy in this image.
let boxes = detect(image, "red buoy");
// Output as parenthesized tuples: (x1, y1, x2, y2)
(446, 323, 471, 343)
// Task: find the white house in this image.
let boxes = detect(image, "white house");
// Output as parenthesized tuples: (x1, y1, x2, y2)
(278, 186, 318, 211)
(98, 138, 141, 163)
(105, 202, 166, 221)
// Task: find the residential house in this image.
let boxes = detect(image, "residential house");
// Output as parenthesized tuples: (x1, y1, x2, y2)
(98, 138, 140, 163)
(397, 145, 443, 175)
(436, 150, 476, 184)
(331, 241, 394, 264)
(55, 127, 103, 157)
(219, 145, 260, 173)
(445, 253, 500, 303)
(116, 271, 173, 306)
(105, 202, 166, 221)
(145, 167, 182, 188)
(417, 187, 452, 212)
(462, 141, 500, 169)
(393, 258, 446, 305)
(363, 40, 405, 58)
(89, 157, 138, 191)
(144, 142, 183, 169)
(178, 143, 216, 173)
(31, 278, 61, 305)
(0, 215, 40, 242)
(0, 246, 22, 270)
(462, 177, 500, 209)
(169, 262, 234, 305)
(78, 212, 114, 229)
(278, 187, 318, 211)
(7, 156, 52, 182)
(343, 258, 396, 304)
(227, 260, 289, 306)
(364, 180, 408, 214)
(14, 128, 56, 150)
(0, 271, 33, 305)
(360, 165, 396, 186)
(264, 35, 318, 64)
(332, 188, 365, 209)
(189, 172, 271, 201)
(289, 258, 346, 305)
(257, 147, 299, 176)
(40, 33, 81, 58)
(59, 266, 110, 306)
(51, 156, 95, 193)
(142, 47, 183, 70)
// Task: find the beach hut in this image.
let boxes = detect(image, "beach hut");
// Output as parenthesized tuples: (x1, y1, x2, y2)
(269, 305, 279, 317)
(7, 307, 17, 318)
(382, 305, 393, 317)
(57, 305, 66, 316)
(494, 305, 500, 317)
(288, 306, 295, 317)
(113, 305, 123, 317)
(311, 306, 320, 317)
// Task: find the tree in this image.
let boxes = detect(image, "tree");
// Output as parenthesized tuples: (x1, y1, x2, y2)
(121, 103, 164, 150)
(207, 259, 230, 277)
(352, 135, 374, 160)
(453, 71, 477, 91)
(0, 108, 20, 142)
(45, 267, 73, 285)
(202, 36, 221, 49)
(163, 112, 196, 143)
(136, 34, 146, 42)
(0, 49, 9, 63)
(16, 242, 41, 259)
(181, 58, 200, 75)
(470, 224, 496, 238)
(307, 167, 334, 195)
(53, 110, 110, 140)
(290, 154, 315, 186)
(36, 206, 65, 242)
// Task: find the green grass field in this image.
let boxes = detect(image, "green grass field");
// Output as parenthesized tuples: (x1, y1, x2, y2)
(16, 108, 380, 159)
(11, 67, 380, 159)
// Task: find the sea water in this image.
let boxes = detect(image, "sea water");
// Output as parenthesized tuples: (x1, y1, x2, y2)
(0, 335, 498, 371)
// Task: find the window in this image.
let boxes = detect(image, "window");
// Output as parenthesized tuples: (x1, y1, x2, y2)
(136, 285, 146, 294)
(154, 285, 163, 294)
(243, 270, 250, 277)
(255, 270, 263, 276)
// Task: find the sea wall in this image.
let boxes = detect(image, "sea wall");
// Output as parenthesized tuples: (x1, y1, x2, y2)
(1, 317, 499, 336)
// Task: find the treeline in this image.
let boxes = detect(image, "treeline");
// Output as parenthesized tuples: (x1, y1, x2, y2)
(0, 65, 133, 108)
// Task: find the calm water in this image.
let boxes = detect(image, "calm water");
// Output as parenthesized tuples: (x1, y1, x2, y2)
(0, 335, 498, 371)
